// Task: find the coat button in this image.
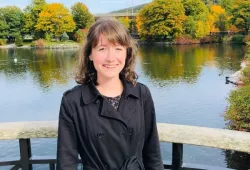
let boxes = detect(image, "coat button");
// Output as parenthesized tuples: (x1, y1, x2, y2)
(104, 164, 108, 169)
(120, 132, 126, 135)
(128, 128, 133, 136)
(97, 132, 104, 138)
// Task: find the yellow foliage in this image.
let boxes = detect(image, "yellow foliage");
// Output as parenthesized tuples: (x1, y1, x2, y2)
(195, 21, 209, 38)
(210, 5, 226, 15)
(36, 3, 75, 35)
(209, 5, 229, 31)
(117, 17, 130, 29)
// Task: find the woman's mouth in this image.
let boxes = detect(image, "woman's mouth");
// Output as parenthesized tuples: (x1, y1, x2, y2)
(103, 64, 117, 68)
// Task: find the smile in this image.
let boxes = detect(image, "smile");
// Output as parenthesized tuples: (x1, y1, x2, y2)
(103, 64, 118, 68)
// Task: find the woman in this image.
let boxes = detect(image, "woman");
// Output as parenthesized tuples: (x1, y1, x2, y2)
(56, 18, 164, 170)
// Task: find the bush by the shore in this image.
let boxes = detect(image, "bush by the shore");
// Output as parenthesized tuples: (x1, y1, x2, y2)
(15, 35, 23, 47)
(0, 39, 7, 46)
(225, 42, 250, 131)
(225, 85, 250, 131)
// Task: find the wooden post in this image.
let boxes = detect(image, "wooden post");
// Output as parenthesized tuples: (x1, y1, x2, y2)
(19, 139, 33, 170)
(172, 143, 183, 170)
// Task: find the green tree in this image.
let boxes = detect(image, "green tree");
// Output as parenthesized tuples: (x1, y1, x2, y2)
(36, 3, 76, 36)
(231, 0, 250, 33)
(183, 0, 210, 38)
(0, 6, 23, 37)
(183, 0, 209, 21)
(0, 14, 9, 38)
(22, 0, 46, 36)
(183, 16, 196, 37)
(136, 0, 186, 40)
(71, 2, 94, 30)
(218, 0, 234, 13)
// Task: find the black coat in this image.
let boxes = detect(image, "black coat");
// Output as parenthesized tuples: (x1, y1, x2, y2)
(56, 79, 164, 170)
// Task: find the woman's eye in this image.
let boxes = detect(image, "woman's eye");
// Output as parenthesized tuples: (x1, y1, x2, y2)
(99, 48, 105, 51)
(115, 48, 122, 51)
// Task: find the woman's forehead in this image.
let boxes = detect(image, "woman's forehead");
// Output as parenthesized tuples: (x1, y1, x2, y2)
(95, 34, 122, 46)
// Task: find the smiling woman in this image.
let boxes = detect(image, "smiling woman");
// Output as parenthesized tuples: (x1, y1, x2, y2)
(56, 18, 164, 170)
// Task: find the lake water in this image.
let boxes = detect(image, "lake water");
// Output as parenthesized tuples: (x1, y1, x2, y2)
(0, 44, 249, 169)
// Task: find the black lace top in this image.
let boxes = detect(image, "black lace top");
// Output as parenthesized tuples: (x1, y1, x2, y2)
(103, 95, 121, 110)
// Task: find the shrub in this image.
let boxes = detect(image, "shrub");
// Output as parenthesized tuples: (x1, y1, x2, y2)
(61, 32, 69, 42)
(231, 34, 245, 44)
(225, 85, 250, 131)
(200, 36, 213, 44)
(173, 35, 199, 45)
(0, 39, 7, 46)
(243, 35, 250, 44)
(222, 35, 233, 44)
(15, 34, 23, 46)
(45, 32, 53, 42)
(31, 39, 46, 48)
(74, 29, 88, 43)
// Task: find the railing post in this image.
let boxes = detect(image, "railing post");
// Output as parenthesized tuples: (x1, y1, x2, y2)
(19, 139, 33, 170)
(49, 163, 55, 170)
(172, 143, 183, 170)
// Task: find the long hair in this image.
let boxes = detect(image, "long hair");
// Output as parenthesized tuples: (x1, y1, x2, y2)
(74, 17, 138, 85)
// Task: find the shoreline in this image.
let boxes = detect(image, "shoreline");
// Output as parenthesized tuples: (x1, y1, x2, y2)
(1, 40, 247, 49)
(226, 58, 250, 86)
(0, 43, 80, 49)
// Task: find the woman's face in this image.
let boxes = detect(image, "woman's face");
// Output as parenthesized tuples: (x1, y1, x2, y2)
(90, 34, 127, 81)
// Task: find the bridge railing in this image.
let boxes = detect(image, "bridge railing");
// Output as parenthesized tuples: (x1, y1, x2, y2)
(0, 121, 250, 170)
(94, 13, 138, 18)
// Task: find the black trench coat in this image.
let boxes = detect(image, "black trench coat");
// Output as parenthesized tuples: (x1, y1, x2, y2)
(56, 79, 164, 170)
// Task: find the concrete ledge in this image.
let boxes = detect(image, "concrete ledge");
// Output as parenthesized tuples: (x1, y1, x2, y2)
(158, 123, 250, 153)
(0, 121, 58, 139)
(0, 121, 250, 153)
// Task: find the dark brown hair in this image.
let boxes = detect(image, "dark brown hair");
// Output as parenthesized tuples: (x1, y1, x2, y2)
(74, 17, 138, 85)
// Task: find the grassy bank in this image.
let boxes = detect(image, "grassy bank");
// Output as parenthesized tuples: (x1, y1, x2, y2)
(225, 42, 250, 131)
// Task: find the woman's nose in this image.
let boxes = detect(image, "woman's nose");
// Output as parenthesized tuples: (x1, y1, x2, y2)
(106, 49, 115, 62)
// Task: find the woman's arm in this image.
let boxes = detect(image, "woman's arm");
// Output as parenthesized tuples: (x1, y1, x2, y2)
(142, 86, 164, 170)
(56, 96, 78, 170)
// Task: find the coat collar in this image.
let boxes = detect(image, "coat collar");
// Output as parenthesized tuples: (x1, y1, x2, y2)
(81, 78, 139, 105)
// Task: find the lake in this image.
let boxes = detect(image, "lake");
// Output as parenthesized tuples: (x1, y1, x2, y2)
(0, 44, 249, 169)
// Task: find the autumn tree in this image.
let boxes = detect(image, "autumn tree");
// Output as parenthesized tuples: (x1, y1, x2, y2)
(182, 0, 210, 38)
(22, 0, 46, 36)
(117, 17, 130, 30)
(71, 2, 94, 30)
(230, 0, 250, 33)
(209, 5, 229, 31)
(0, 6, 23, 37)
(36, 3, 76, 36)
(136, 0, 186, 40)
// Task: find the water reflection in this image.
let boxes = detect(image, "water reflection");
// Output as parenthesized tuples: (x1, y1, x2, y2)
(224, 150, 250, 169)
(138, 44, 244, 86)
(0, 44, 248, 169)
(0, 48, 76, 91)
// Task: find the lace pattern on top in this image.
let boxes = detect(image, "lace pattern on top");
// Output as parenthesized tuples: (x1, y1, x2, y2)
(103, 95, 121, 110)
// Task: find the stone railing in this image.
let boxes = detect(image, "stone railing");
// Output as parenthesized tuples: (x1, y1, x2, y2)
(1, 121, 250, 170)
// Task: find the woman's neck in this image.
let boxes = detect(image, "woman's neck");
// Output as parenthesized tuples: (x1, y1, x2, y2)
(96, 76, 123, 97)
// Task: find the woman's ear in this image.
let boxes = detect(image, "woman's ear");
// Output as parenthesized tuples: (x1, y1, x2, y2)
(89, 55, 92, 61)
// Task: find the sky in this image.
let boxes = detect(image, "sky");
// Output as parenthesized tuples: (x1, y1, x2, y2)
(0, 0, 152, 14)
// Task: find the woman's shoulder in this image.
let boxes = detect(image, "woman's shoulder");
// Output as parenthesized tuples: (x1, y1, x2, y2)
(62, 84, 84, 101)
(134, 81, 151, 97)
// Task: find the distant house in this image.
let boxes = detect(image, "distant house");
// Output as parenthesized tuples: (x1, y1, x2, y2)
(23, 34, 34, 41)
